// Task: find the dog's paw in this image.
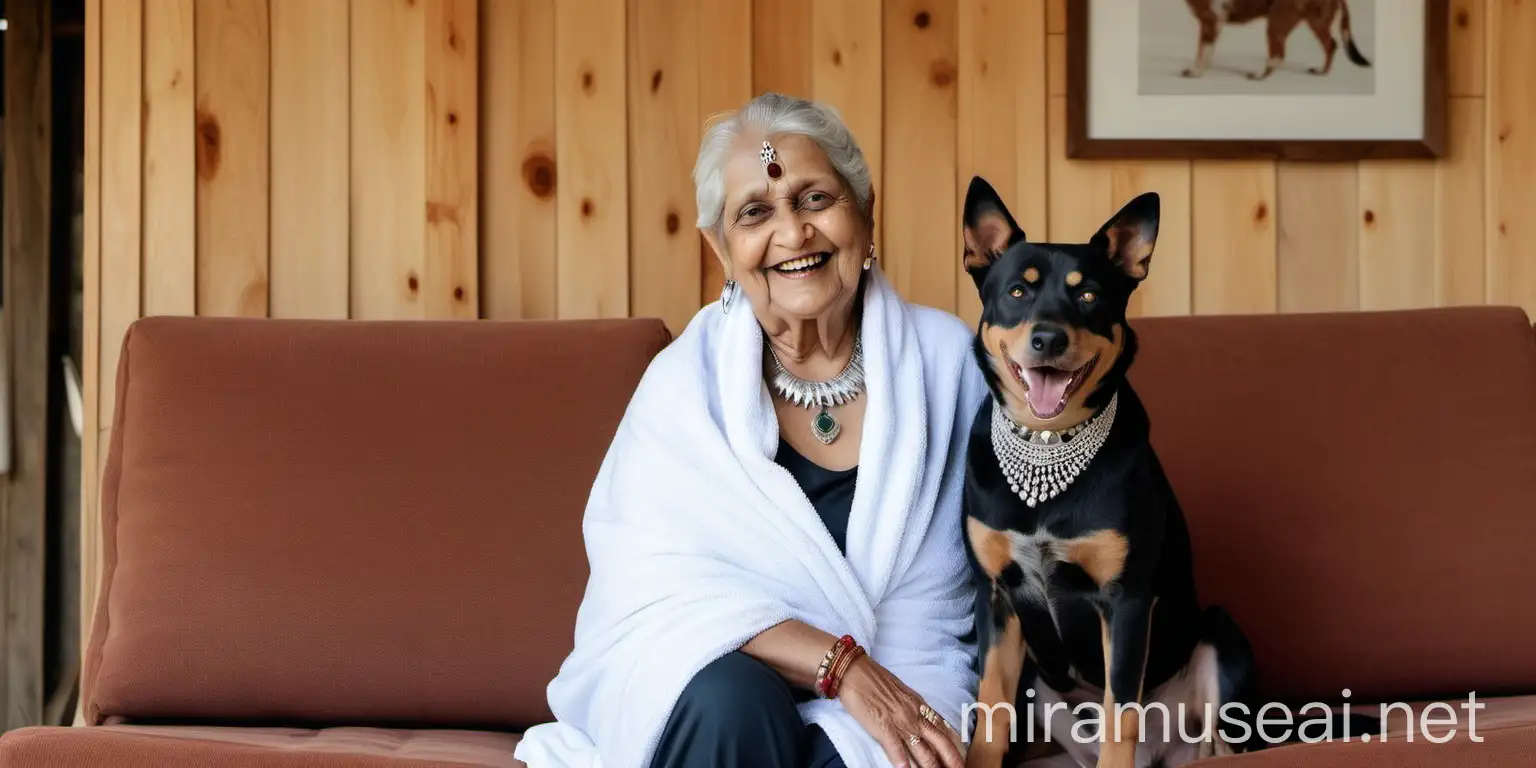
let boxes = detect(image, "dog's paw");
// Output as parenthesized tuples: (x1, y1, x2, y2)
(1308, 67, 1328, 75)
(1246, 71, 1270, 81)
(1181, 68, 1203, 78)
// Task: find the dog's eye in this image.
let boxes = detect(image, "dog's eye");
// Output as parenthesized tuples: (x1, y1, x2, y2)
(1010, 286, 1025, 299)
(1080, 291, 1097, 303)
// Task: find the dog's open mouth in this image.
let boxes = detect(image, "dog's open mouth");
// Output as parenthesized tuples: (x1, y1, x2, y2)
(1002, 342, 1099, 420)
(770, 252, 831, 277)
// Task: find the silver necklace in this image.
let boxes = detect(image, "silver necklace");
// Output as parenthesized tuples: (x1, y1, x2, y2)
(990, 392, 1118, 507)
(766, 335, 865, 445)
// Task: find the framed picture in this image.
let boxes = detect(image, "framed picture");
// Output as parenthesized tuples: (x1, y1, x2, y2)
(1067, 0, 1447, 160)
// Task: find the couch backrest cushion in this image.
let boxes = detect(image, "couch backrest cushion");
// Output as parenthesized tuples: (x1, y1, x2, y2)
(1129, 306, 1536, 703)
(82, 315, 671, 729)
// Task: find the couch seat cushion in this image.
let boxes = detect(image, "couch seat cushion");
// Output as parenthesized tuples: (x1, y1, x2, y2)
(1201, 724, 1536, 766)
(0, 725, 524, 768)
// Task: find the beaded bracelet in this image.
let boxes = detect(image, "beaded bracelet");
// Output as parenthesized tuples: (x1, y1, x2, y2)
(815, 635, 854, 697)
(814, 634, 865, 698)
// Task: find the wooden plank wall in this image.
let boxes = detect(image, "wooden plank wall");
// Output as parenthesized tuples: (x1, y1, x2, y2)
(4, 0, 55, 731)
(78, 0, 1535, 655)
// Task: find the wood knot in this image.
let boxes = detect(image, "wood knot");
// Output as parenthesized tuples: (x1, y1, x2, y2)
(427, 201, 459, 224)
(1499, 221, 1508, 236)
(1456, 9, 1470, 28)
(447, 111, 459, 126)
(582, 69, 595, 93)
(930, 59, 956, 87)
(1253, 202, 1268, 222)
(581, 198, 595, 217)
(448, 26, 460, 51)
(1363, 209, 1376, 226)
(454, 286, 466, 301)
(651, 69, 663, 93)
(195, 111, 221, 179)
(407, 273, 420, 292)
(522, 153, 556, 198)
(914, 10, 931, 28)
(832, 49, 843, 66)
(666, 211, 680, 234)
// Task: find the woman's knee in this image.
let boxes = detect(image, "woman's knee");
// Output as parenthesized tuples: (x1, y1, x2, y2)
(672, 651, 801, 728)
(650, 651, 806, 767)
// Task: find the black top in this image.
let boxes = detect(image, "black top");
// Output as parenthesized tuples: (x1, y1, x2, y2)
(774, 438, 858, 556)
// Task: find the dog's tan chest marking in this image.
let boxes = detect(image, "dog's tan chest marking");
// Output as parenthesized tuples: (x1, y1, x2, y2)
(968, 519, 1130, 603)
(1062, 529, 1130, 587)
(967, 517, 1014, 579)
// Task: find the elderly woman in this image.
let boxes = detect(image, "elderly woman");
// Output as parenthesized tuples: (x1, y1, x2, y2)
(514, 92, 988, 768)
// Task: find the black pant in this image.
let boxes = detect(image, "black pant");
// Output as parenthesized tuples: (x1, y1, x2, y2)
(649, 651, 848, 768)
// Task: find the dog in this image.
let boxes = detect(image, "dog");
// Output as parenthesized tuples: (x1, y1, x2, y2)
(1181, 0, 1373, 81)
(956, 177, 1257, 768)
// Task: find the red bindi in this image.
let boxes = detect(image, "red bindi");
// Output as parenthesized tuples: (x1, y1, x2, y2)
(760, 140, 784, 180)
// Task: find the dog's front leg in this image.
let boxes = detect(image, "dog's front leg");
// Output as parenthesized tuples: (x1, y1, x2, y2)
(1095, 595, 1156, 768)
(967, 582, 1026, 768)
(1181, 18, 1220, 77)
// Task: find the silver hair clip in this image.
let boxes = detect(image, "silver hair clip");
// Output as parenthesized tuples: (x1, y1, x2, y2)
(760, 141, 782, 179)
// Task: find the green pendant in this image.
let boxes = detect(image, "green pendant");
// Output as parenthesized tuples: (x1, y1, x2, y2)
(813, 406, 841, 445)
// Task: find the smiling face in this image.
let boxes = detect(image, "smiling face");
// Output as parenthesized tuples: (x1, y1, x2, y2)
(702, 132, 872, 331)
(979, 248, 1128, 428)
(960, 176, 1160, 431)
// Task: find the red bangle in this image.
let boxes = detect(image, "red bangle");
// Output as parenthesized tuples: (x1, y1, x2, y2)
(826, 645, 865, 698)
(815, 635, 863, 698)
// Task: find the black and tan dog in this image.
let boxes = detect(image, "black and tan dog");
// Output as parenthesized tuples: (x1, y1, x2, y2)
(1181, 0, 1373, 81)
(956, 177, 1256, 768)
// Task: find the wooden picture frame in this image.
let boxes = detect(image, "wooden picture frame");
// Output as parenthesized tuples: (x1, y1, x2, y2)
(1067, 0, 1447, 160)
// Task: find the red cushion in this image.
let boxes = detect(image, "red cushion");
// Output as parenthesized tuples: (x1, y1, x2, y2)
(1130, 306, 1536, 703)
(0, 725, 523, 767)
(83, 316, 670, 728)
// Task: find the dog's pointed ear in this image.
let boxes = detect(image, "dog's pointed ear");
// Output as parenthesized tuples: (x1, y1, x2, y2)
(1093, 192, 1159, 282)
(962, 176, 1025, 289)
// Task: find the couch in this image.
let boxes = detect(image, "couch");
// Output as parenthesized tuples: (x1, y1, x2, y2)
(0, 305, 1533, 767)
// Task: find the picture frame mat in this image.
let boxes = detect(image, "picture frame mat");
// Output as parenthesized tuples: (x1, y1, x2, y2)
(1066, 0, 1447, 160)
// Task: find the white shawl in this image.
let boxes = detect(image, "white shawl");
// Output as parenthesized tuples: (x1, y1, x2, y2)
(514, 268, 989, 768)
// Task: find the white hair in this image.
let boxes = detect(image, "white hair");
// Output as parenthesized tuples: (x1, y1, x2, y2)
(693, 91, 874, 238)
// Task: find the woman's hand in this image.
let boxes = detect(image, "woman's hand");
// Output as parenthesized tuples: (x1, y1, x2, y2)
(739, 622, 965, 766)
(837, 655, 965, 768)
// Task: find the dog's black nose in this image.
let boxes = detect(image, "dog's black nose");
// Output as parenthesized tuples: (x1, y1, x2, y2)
(1030, 324, 1069, 357)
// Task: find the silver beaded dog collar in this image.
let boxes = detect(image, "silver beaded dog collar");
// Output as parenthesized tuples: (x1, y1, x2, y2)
(990, 392, 1119, 508)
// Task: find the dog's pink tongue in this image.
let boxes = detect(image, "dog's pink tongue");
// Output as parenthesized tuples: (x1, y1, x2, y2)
(1022, 367, 1071, 415)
